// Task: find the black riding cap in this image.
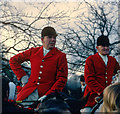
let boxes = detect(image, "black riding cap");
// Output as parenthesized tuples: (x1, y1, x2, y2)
(41, 26, 58, 37)
(97, 35, 110, 47)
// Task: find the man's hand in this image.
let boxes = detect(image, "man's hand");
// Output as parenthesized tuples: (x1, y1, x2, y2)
(21, 75, 29, 87)
(95, 96, 102, 103)
(34, 95, 47, 112)
(95, 92, 103, 103)
(38, 95, 47, 103)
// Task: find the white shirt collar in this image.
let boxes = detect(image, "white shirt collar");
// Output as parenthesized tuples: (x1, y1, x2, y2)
(99, 53, 108, 66)
(81, 84, 86, 92)
(43, 47, 50, 56)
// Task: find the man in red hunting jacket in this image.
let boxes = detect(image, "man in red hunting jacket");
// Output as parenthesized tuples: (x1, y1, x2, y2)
(9, 26, 68, 104)
(81, 35, 120, 112)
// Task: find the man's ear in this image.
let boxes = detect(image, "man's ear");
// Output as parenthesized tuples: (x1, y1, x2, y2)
(41, 37, 44, 43)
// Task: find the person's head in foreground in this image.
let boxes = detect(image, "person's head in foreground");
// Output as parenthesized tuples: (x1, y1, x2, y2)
(101, 82, 120, 113)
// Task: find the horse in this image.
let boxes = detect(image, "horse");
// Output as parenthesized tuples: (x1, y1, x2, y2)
(32, 91, 90, 114)
(15, 91, 90, 114)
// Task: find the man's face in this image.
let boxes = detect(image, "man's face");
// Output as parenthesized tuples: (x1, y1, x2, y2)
(41, 35, 56, 50)
(96, 45, 109, 55)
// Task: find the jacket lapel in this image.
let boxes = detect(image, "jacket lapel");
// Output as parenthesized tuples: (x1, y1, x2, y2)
(43, 47, 56, 59)
(96, 53, 106, 67)
(36, 46, 44, 59)
(106, 55, 110, 68)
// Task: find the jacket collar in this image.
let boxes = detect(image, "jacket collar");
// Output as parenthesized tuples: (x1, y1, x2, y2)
(43, 47, 56, 59)
(96, 52, 109, 67)
(37, 46, 56, 59)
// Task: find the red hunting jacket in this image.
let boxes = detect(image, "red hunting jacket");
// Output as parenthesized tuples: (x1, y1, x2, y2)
(84, 53, 120, 107)
(9, 46, 68, 101)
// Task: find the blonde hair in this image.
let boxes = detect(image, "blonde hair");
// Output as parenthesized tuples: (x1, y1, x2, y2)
(101, 82, 120, 113)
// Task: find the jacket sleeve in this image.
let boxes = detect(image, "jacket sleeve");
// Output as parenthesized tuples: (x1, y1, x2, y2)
(45, 53, 68, 95)
(9, 48, 33, 81)
(84, 57, 104, 95)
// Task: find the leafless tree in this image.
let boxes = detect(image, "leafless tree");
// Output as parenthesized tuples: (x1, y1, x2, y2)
(1, 0, 119, 77)
(1, 1, 76, 58)
(1, 0, 83, 78)
(61, 1, 120, 75)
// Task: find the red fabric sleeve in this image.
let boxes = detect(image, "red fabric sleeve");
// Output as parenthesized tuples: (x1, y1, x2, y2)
(9, 48, 33, 80)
